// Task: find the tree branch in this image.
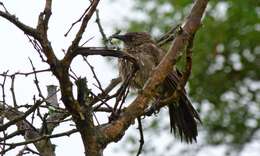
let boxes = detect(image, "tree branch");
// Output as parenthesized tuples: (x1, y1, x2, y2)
(0, 100, 42, 131)
(65, 0, 100, 59)
(0, 5, 37, 38)
(75, 47, 138, 67)
(0, 129, 77, 155)
(36, 0, 52, 33)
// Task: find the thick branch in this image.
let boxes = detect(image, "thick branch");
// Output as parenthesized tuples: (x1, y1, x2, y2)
(36, 0, 52, 33)
(75, 47, 138, 67)
(0, 11, 37, 38)
(43, 0, 52, 24)
(34, 0, 60, 73)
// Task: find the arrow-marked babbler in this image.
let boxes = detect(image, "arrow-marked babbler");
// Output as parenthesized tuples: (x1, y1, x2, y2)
(112, 32, 201, 143)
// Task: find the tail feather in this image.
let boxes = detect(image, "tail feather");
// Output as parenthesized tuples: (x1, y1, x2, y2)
(163, 71, 201, 143)
(168, 94, 201, 143)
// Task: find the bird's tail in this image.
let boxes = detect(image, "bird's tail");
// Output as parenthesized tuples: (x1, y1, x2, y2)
(168, 94, 201, 143)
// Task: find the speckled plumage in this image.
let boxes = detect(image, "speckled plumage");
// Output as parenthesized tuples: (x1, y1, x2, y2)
(115, 32, 200, 143)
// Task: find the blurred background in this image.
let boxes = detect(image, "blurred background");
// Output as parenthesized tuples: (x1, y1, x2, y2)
(111, 0, 260, 156)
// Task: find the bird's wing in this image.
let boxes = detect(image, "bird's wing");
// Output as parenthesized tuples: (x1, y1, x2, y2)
(140, 43, 181, 89)
(140, 43, 165, 65)
(140, 42, 201, 143)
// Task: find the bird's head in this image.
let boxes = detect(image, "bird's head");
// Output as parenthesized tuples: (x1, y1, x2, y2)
(111, 32, 154, 47)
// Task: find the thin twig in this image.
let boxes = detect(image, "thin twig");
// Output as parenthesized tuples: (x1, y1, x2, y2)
(1, 130, 7, 156)
(31, 107, 36, 125)
(93, 112, 100, 125)
(80, 36, 95, 47)
(113, 65, 137, 113)
(91, 77, 121, 106)
(84, 57, 104, 92)
(69, 68, 79, 81)
(0, 71, 8, 106)
(156, 24, 181, 47)
(26, 35, 46, 62)
(136, 117, 144, 156)
(118, 86, 130, 111)
(28, 58, 45, 99)
(0, 129, 78, 154)
(10, 75, 17, 108)
(64, 4, 92, 37)
(0, 2, 8, 13)
(66, 0, 100, 58)
(95, 9, 108, 45)
(90, 92, 112, 110)
(0, 69, 50, 77)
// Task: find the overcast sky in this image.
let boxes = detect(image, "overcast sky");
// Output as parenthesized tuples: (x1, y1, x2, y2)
(1, 1, 260, 156)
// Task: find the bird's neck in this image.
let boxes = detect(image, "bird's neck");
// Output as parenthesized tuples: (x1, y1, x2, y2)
(124, 46, 141, 54)
(124, 42, 153, 54)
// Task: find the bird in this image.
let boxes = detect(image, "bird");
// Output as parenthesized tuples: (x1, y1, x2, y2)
(112, 32, 201, 143)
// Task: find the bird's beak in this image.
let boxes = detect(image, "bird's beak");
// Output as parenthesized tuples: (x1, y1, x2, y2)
(111, 34, 127, 41)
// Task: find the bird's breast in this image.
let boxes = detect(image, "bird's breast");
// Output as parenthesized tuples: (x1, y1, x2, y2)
(118, 51, 156, 89)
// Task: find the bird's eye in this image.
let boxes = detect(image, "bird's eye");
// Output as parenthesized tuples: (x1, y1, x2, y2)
(127, 35, 134, 41)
